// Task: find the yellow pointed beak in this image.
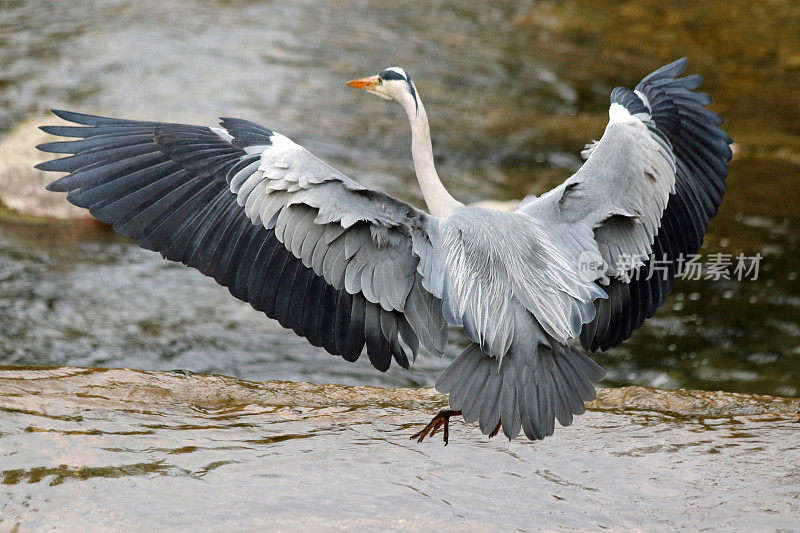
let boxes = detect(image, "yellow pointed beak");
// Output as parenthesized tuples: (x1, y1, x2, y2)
(346, 75, 380, 90)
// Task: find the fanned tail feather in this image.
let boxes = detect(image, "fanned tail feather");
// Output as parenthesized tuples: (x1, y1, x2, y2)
(436, 342, 604, 440)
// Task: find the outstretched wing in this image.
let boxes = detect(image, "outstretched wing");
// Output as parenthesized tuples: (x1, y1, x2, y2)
(520, 58, 731, 351)
(36, 110, 448, 372)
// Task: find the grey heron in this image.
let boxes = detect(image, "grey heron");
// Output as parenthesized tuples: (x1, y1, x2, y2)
(35, 58, 730, 443)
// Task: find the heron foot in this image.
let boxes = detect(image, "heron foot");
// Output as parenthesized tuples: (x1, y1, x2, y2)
(410, 409, 462, 445)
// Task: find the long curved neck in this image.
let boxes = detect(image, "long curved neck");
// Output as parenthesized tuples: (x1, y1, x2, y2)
(398, 88, 463, 218)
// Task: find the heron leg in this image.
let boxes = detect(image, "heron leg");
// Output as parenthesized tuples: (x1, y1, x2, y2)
(488, 422, 502, 439)
(410, 409, 462, 445)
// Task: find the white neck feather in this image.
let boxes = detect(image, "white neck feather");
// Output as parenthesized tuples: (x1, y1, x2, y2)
(397, 88, 463, 218)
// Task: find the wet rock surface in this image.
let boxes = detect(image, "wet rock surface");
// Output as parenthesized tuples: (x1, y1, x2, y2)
(1, 366, 798, 530)
(0, 117, 87, 220)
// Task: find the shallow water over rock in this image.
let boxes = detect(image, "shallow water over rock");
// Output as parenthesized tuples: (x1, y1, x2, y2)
(1, 366, 798, 530)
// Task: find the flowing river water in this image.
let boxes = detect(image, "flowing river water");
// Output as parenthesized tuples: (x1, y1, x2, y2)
(1, 0, 799, 529)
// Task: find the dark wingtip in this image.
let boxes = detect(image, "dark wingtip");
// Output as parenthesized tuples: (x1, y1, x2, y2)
(35, 142, 65, 153)
(50, 109, 94, 124)
(670, 56, 689, 72)
(50, 109, 71, 119)
(39, 125, 87, 137)
(33, 158, 68, 172)
(44, 179, 67, 192)
(50, 109, 105, 125)
(639, 57, 689, 86)
(34, 159, 70, 173)
(681, 73, 703, 91)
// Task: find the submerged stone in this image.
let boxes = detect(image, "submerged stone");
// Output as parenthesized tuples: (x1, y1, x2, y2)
(0, 366, 797, 529)
(0, 117, 88, 221)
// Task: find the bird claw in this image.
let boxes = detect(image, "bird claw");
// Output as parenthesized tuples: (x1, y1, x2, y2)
(410, 409, 462, 445)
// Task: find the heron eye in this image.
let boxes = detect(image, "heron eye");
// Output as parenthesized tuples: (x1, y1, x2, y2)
(377, 78, 383, 85)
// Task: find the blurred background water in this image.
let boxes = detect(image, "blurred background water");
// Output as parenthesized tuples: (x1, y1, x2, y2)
(1, 1, 799, 529)
(1, 0, 798, 395)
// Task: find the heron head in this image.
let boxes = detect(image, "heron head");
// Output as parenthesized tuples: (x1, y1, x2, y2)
(347, 67, 417, 106)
